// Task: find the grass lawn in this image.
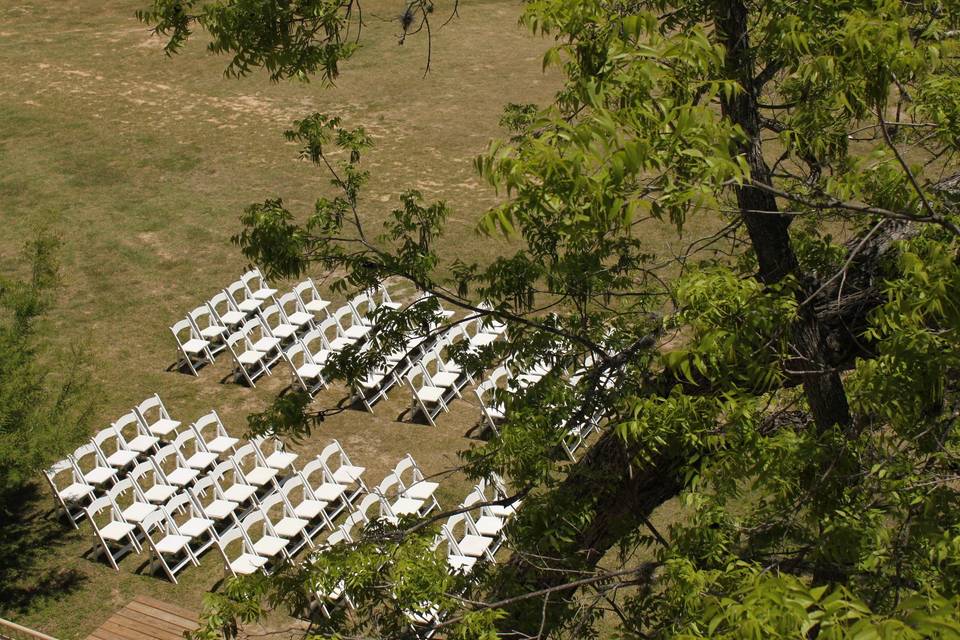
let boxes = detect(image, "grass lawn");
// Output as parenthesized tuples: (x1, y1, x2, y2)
(0, 1, 715, 637)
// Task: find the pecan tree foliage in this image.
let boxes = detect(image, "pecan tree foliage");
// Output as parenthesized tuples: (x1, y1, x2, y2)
(140, 0, 960, 637)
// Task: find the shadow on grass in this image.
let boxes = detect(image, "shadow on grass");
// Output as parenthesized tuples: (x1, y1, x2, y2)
(0, 482, 87, 615)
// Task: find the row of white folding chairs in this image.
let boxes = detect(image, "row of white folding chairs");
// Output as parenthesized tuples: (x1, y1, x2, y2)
(86, 439, 367, 581)
(438, 474, 520, 575)
(220, 282, 398, 387)
(474, 357, 603, 459)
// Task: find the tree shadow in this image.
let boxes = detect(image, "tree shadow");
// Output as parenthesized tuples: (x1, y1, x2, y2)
(0, 482, 88, 614)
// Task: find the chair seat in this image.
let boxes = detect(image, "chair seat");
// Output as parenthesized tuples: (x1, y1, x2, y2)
(391, 497, 422, 516)
(101, 520, 136, 541)
(185, 452, 218, 470)
(222, 483, 257, 503)
(328, 337, 355, 352)
(488, 502, 520, 518)
(231, 553, 268, 575)
(304, 299, 330, 313)
(200, 325, 228, 339)
(155, 533, 191, 555)
(106, 450, 138, 468)
(253, 535, 288, 557)
(287, 311, 313, 326)
(332, 465, 365, 486)
(266, 324, 294, 340)
(297, 363, 323, 380)
(220, 310, 246, 326)
(166, 467, 199, 487)
(252, 337, 280, 353)
(182, 338, 210, 354)
(404, 481, 438, 501)
(178, 516, 215, 538)
(430, 371, 460, 388)
(206, 435, 239, 454)
(127, 434, 159, 453)
(238, 349, 266, 365)
(61, 482, 95, 502)
(84, 467, 117, 486)
(203, 499, 238, 520)
(294, 499, 327, 520)
(415, 386, 445, 403)
(148, 418, 181, 438)
(237, 298, 262, 313)
(251, 287, 278, 300)
(359, 373, 385, 389)
(458, 534, 493, 557)
(264, 451, 297, 470)
(143, 483, 178, 504)
(121, 501, 157, 524)
(309, 349, 332, 365)
(343, 325, 369, 340)
(274, 516, 309, 538)
(447, 554, 477, 574)
(312, 482, 346, 502)
(486, 404, 505, 420)
(470, 333, 497, 348)
(244, 467, 278, 487)
(475, 515, 505, 537)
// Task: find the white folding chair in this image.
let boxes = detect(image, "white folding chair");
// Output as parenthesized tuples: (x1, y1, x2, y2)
(173, 429, 218, 472)
(474, 366, 512, 433)
(225, 331, 271, 387)
(210, 460, 259, 508)
(352, 365, 391, 413)
(152, 444, 200, 488)
(187, 304, 228, 357)
(260, 492, 313, 556)
(240, 509, 292, 563)
(463, 316, 498, 350)
(405, 368, 448, 427)
(318, 440, 367, 504)
(293, 278, 331, 319)
(138, 509, 197, 583)
(442, 512, 495, 565)
(86, 496, 141, 571)
(283, 341, 327, 396)
(299, 457, 352, 520)
(477, 302, 508, 336)
(333, 305, 369, 341)
(113, 411, 159, 456)
(44, 459, 95, 528)
(279, 474, 335, 541)
(373, 473, 419, 522)
(190, 410, 239, 456)
(164, 492, 217, 558)
(107, 477, 158, 526)
(326, 495, 380, 545)
(189, 474, 242, 525)
(348, 292, 380, 330)
(251, 436, 298, 474)
(418, 349, 466, 399)
(225, 279, 263, 315)
(260, 303, 299, 343)
(92, 426, 139, 470)
(461, 489, 504, 554)
(217, 525, 268, 577)
(128, 460, 178, 505)
(208, 291, 246, 329)
(70, 443, 118, 489)
(170, 318, 214, 376)
(300, 327, 335, 367)
(231, 443, 280, 494)
(240, 316, 283, 361)
(278, 291, 315, 334)
(134, 394, 182, 440)
(477, 474, 521, 519)
(393, 455, 440, 517)
(241, 267, 278, 301)
(319, 316, 356, 353)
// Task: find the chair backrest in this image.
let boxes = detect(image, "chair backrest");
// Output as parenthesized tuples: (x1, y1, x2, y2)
(225, 331, 248, 354)
(280, 473, 313, 504)
(152, 444, 186, 473)
(318, 317, 341, 344)
(173, 429, 204, 456)
(284, 340, 309, 366)
(260, 304, 286, 330)
(332, 305, 357, 331)
(130, 459, 166, 488)
(375, 473, 401, 500)
(190, 474, 219, 505)
(240, 317, 268, 340)
(339, 508, 370, 540)
(163, 492, 195, 520)
(188, 305, 223, 331)
(92, 426, 123, 454)
(192, 410, 226, 442)
(259, 492, 292, 522)
(136, 394, 171, 425)
(349, 292, 376, 321)
(113, 411, 145, 442)
(139, 508, 174, 539)
(318, 440, 351, 475)
(208, 291, 240, 317)
(300, 328, 326, 353)
(355, 493, 381, 522)
(293, 278, 326, 306)
(217, 525, 248, 556)
(107, 477, 142, 508)
(405, 366, 428, 390)
(71, 443, 107, 472)
(240, 268, 265, 292)
(231, 443, 260, 474)
(226, 280, 251, 302)
(45, 458, 80, 491)
(86, 495, 114, 524)
(278, 291, 305, 316)
(170, 319, 198, 342)
(392, 454, 423, 487)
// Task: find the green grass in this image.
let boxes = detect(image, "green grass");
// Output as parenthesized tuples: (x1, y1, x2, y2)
(0, 1, 715, 636)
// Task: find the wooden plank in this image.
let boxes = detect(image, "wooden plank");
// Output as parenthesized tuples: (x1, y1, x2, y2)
(109, 611, 185, 640)
(122, 602, 195, 631)
(130, 597, 197, 624)
(93, 619, 154, 640)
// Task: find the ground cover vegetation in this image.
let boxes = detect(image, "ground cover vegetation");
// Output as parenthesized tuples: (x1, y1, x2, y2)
(132, 0, 960, 637)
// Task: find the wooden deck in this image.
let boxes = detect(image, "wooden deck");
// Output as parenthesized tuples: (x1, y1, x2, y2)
(86, 596, 198, 640)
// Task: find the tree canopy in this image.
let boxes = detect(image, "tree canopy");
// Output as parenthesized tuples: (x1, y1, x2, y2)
(139, 0, 960, 637)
